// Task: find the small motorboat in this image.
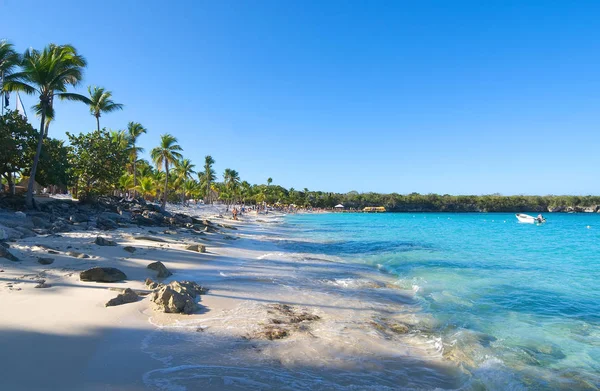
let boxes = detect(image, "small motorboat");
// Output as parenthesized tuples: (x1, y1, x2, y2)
(516, 213, 546, 225)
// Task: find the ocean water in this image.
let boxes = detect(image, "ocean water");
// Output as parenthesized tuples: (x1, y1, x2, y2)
(281, 213, 600, 390)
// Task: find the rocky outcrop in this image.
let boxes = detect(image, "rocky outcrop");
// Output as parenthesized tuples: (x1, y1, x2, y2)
(149, 280, 206, 314)
(106, 288, 139, 307)
(185, 244, 206, 253)
(147, 261, 172, 278)
(95, 236, 116, 246)
(145, 278, 162, 290)
(80, 267, 127, 282)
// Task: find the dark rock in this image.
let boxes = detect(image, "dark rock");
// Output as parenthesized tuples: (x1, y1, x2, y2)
(147, 261, 172, 278)
(95, 236, 117, 246)
(31, 216, 51, 229)
(48, 250, 60, 255)
(37, 257, 54, 265)
(105, 288, 139, 307)
(70, 213, 89, 223)
(14, 227, 37, 238)
(123, 246, 137, 253)
(80, 267, 127, 282)
(134, 235, 166, 242)
(97, 217, 119, 230)
(0, 246, 19, 262)
(67, 251, 90, 259)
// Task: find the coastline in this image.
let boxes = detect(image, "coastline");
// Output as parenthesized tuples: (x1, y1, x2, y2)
(0, 203, 463, 390)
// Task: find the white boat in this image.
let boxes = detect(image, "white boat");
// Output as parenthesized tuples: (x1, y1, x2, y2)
(516, 213, 546, 224)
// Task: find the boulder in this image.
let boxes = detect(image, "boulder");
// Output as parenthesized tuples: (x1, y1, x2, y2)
(147, 261, 172, 278)
(14, 227, 37, 238)
(67, 251, 90, 259)
(142, 210, 165, 224)
(80, 267, 127, 282)
(95, 236, 117, 246)
(31, 216, 51, 229)
(185, 244, 206, 253)
(70, 213, 89, 223)
(37, 257, 54, 265)
(123, 246, 137, 253)
(169, 280, 206, 296)
(97, 217, 119, 230)
(150, 284, 196, 314)
(0, 224, 22, 240)
(0, 246, 19, 262)
(106, 288, 139, 307)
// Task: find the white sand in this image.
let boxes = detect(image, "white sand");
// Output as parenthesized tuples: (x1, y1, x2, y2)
(0, 206, 461, 390)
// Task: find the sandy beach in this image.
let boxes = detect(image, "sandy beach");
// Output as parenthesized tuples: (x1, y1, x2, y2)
(0, 200, 462, 391)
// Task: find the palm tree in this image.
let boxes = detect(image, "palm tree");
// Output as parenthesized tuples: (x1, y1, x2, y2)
(3, 44, 88, 208)
(203, 155, 215, 204)
(135, 176, 155, 200)
(267, 177, 273, 186)
(150, 134, 183, 211)
(0, 40, 19, 75)
(126, 122, 147, 196)
(86, 86, 124, 131)
(174, 158, 196, 205)
(223, 168, 241, 209)
(119, 173, 134, 195)
(0, 40, 19, 109)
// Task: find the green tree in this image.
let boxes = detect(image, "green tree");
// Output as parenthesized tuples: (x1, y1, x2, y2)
(85, 86, 124, 131)
(150, 134, 183, 211)
(174, 158, 196, 204)
(67, 129, 128, 201)
(34, 138, 72, 191)
(0, 110, 37, 193)
(4, 44, 88, 208)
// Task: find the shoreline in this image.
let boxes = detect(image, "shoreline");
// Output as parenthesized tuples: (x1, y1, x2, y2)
(0, 202, 464, 390)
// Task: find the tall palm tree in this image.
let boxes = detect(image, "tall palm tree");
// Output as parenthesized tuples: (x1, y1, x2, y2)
(126, 122, 147, 196)
(267, 177, 273, 186)
(3, 44, 88, 208)
(223, 168, 241, 208)
(174, 158, 196, 204)
(86, 86, 124, 131)
(203, 155, 215, 204)
(150, 134, 183, 211)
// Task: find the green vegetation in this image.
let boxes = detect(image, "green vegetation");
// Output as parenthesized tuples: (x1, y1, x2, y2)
(1, 38, 599, 213)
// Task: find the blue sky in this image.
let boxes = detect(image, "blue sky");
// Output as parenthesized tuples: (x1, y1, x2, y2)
(3, 0, 600, 195)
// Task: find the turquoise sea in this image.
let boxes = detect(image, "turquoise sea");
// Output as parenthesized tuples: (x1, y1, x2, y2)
(281, 213, 600, 390)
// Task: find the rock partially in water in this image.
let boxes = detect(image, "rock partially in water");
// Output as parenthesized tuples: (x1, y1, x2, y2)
(80, 267, 127, 282)
(149, 280, 206, 314)
(95, 236, 116, 246)
(147, 261, 172, 278)
(106, 288, 139, 307)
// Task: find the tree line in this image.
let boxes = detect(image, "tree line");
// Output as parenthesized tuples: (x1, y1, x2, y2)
(2, 39, 599, 213)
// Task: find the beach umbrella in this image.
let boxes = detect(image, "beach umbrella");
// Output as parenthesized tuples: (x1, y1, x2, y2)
(334, 204, 344, 208)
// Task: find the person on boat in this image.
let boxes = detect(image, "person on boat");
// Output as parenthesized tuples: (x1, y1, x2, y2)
(537, 214, 544, 223)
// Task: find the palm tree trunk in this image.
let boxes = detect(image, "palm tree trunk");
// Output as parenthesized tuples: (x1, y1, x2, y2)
(26, 103, 46, 208)
(133, 159, 137, 198)
(162, 160, 168, 211)
(96, 115, 100, 132)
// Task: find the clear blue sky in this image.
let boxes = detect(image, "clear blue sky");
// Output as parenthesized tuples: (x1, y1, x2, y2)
(3, 0, 600, 195)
